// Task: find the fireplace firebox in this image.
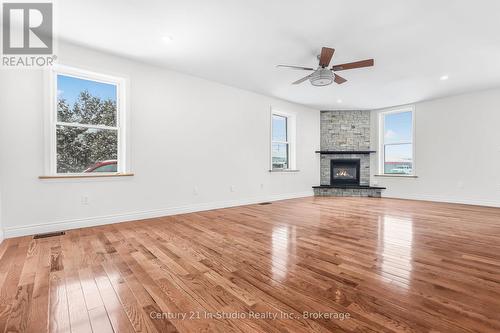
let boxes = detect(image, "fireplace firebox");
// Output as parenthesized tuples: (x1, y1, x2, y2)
(330, 159, 360, 185)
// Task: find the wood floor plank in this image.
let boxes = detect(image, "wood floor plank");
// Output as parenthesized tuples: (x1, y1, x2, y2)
(87, 306, 113, 333)
(48, 270, 70, 333)
(101, 260, 160, 333)
(65, 270, 93, 333)
(0, 242, 29, 333)
(91, 264, 136, 333)
(3, 283, 34, 333)
(26, 240, 51, 333)
(0, 244, 20, 332)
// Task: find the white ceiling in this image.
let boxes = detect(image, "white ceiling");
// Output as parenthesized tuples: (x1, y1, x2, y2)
(56, 0, 500, 110)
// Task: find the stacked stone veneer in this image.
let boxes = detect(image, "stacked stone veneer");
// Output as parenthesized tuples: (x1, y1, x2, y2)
(320, 111, 371, 150)
(315, 110, 381, 197)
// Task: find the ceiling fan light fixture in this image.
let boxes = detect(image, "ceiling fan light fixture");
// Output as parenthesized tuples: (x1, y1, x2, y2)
(276, 46, 374, 86)
(310, 68, 333, 86)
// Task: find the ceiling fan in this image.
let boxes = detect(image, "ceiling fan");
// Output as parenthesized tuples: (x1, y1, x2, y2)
(276, 47, 374, 86)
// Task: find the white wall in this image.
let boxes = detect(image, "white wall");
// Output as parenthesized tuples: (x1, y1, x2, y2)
(0, 186, 3, 243)
(0, 42, 320, 238)
(371, 88, 500, 207)
(0, 122, 4, 241)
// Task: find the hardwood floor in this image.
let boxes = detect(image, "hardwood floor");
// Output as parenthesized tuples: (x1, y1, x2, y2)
(0, 197, 499, 333)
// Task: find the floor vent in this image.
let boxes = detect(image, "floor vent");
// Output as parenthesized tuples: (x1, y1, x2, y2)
(259, 202, 272, 205)
(33, 231, 65, 239)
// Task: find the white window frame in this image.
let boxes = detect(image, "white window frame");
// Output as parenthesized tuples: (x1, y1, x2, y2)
(45, 65, 128, 176)
(378, 105, 416, 176)
(270, 108, 297, 171)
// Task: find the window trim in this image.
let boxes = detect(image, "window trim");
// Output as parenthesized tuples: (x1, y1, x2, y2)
(378, 106, 416, 176)
(44, 65, 128, 176)
(270, 108, 297, 171)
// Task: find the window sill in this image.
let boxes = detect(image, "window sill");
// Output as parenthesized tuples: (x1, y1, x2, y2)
(374, 174, 418, 178)
(39, 173, 134, 180)
(269, 169, 300, 173)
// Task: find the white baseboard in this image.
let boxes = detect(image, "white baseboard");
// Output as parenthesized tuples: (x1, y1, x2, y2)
(3, 191, 313, 239)
(382, 193, 500, 208)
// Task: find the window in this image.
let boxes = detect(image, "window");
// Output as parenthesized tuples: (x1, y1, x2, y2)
(49, 66, 126, 175)
(380, 107, 414, 175)
(271, 111, 296, 170)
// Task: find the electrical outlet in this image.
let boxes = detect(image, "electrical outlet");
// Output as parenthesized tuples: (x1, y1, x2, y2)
(81, 196, 90, 205)
(230, 185, 236, 192)
(193, 186, 199, 195)
(260, 183, 264, 190)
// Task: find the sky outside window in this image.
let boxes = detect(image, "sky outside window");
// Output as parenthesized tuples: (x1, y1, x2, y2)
(384, 111, 412, 162)
(272, 115, 287, 142)
(57, 74, 117, 106)
(383, 111, 413, 174)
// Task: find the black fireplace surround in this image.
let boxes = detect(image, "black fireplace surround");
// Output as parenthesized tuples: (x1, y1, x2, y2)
(330, 159, 360, 186)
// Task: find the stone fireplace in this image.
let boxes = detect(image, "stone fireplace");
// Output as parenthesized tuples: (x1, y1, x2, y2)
(313, 110, 385, 197)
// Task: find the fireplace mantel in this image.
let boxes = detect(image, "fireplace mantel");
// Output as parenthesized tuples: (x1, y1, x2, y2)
(315, 150, 376, 154)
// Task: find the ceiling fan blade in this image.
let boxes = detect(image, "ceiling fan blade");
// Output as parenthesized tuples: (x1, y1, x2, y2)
(276, 64, 314, 71)
(292, 74, 312, 85)
(334, 74, 347, 84)
(319, 47, 335, 68)
(332, 59, 374, 71)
